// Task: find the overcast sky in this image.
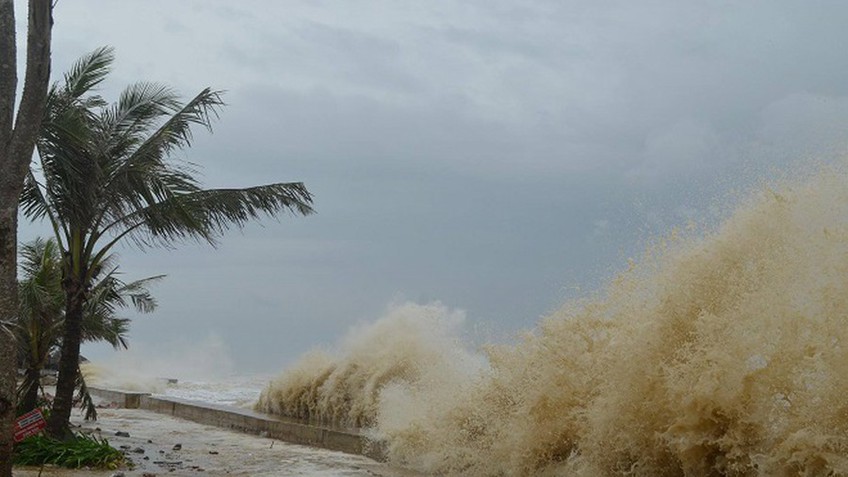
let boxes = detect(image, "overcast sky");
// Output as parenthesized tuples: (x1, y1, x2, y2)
(14, 0, 848, 374)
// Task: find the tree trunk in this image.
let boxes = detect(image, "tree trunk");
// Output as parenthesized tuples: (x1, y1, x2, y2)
(0, 3, 18, 471)
(0, 205, 18, 477)
(45, 282, 83, 439)
(18, 366, 40, 415)
(0, 0, 52, 472)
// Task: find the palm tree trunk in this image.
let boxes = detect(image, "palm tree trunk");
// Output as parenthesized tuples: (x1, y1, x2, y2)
(0, 205, 18, 477)
(45, 283, 84, 439)
(19, 366, 41, 415)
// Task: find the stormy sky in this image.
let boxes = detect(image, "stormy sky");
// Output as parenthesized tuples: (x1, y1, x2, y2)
(14, 0, 848, 374)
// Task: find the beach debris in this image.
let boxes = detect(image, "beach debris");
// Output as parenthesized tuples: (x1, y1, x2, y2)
(115, 431, 130, 437)
(172, 443, 182, 451)
(133, 447, 146, 453)
(142, 473, 157, 477)
(110, 473, 125, 477)
(208, 450, 219, 455)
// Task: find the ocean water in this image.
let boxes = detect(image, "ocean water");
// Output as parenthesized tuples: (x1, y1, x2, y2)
(255, 165, 848, 476)
(82, 364, 271, 408)
(155, 374, 272, 407)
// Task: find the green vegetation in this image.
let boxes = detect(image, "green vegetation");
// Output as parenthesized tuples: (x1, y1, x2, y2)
(23, 46, 314, 438)
(15, 237, 162, 420)
(13, 432, 126, 469)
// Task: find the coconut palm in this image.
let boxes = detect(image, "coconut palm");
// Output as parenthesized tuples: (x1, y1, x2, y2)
(16, 237, 63, 414)
(15, 237, 162, 420)
(20, 47, 315, 437)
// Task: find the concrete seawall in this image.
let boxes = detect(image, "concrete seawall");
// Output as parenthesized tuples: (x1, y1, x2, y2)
(89, 387, 386, 461)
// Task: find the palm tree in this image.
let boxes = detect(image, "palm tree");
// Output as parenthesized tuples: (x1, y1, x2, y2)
(20, 47, 315, 438)
(16, 237, 63, 415)
(16, 237, 161, 420)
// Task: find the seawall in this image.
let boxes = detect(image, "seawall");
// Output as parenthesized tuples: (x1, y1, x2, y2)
(88, 387, 386, 461)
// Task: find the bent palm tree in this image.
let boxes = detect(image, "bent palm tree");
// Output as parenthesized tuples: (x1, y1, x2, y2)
(21, 47, 315, 437)
(16, 237, 161, 419)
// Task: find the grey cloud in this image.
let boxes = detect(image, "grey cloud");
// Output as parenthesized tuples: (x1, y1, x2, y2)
(10, 0, 848, 371)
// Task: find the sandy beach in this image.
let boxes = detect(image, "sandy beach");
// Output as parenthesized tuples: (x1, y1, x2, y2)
(14, 407, 415, 477)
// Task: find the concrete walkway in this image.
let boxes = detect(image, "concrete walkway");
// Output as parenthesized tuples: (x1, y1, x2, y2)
(88, 387, 384, 460)
(15, 406, 417, 477)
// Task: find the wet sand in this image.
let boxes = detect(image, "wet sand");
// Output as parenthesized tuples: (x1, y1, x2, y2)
(15, 407, 415, 477)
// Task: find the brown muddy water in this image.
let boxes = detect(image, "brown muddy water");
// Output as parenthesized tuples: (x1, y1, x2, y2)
(257, 166, 848, 476)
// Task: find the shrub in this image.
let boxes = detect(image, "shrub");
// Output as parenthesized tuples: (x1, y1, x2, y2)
(13, 432, 126, 469)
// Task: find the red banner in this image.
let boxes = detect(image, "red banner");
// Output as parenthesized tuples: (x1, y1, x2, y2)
(14, 409, 46, 442)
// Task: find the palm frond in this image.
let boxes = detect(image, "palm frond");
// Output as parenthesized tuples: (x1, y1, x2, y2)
(106, 82, 181, 138)
(61, 46, 114, 100)
(118, 275, 166, 314)
(20, 171, 52, 222)
(113, 87, 223, 182)
(81, 262, 161, 348)
(38, 86, 102, 233)
(80, 313, 130, 349)
(75, 370, 98, 421)
(91, 87, 224, 232)
(20, 170, 67, 246)
(106, 181, 314, 249)
(17, 238, 64, 323)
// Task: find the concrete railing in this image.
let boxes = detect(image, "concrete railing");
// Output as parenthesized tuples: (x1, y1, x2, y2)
(88, 387, 147, 409)
(89, 387, 386, 461)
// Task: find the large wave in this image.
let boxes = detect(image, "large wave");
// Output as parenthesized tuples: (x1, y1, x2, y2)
(257, 166, 848, 475)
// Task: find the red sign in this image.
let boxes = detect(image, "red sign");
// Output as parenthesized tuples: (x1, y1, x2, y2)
(14, 409, 46, 442)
